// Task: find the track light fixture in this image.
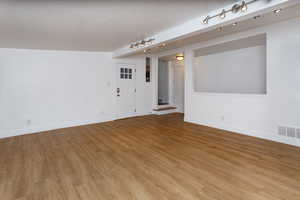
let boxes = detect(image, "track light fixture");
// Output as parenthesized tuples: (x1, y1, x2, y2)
(129, 38, 155, 49)
(241, 1, 248, 12)
(202, 0, 260, 25)
(157, 43, 167, 49)
(140, 40, 146, 47)
(203, 16, 210, 24)
(273, 8, 282, 14)
(231, 4, 240, 13)
(219, 9, 226, 19)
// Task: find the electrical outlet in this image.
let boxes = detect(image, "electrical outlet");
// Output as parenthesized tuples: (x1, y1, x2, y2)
(27, 120, 31, 126)
(220, 116, 225, 121)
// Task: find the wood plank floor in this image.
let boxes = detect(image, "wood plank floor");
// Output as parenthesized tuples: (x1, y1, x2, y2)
(1, 113, 300, 200)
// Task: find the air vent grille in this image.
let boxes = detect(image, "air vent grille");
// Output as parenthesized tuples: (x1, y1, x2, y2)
(278, 126, 300, 140)
(287, 127, 296, 138)
(278, 126, 286, 136)
(296, 129, 300, 139)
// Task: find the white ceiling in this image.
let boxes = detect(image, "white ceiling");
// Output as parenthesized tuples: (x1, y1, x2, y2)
(0, 0, 234, 51)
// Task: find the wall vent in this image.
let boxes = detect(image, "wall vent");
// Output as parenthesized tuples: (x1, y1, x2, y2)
(287, 127, 296, 138)
(297, 129, 300, 139)
(278, 126, 300, 139)
(278, 126, 286, 136)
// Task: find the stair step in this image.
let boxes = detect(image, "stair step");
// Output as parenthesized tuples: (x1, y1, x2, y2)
(153, 106, 177, 111)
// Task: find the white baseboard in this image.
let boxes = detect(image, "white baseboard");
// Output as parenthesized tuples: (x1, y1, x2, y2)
(0, 112, 154, 139)
(3, 115, 298, 148)
(0, 117, 115, 139)
(186, 118, 300, 148)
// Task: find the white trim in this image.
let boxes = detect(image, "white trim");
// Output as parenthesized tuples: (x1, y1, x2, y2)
(188, 32, 267, 53)
(186, 118, 300, 148)
(154, 50, 186, 111)
(0, 117, 115, 139)
(192, 92, 267, 98)
(152, 55, 159, 108)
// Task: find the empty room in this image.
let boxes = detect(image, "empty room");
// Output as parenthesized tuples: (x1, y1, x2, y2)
(1, 0, 300, 199)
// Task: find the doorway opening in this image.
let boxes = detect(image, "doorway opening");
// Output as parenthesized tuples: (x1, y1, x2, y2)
(156, 53, 185, 113)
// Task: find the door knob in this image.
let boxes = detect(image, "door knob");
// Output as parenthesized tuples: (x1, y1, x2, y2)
(117, 88, 120, 97)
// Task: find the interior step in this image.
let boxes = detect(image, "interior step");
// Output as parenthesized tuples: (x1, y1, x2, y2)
(153, 106, 177, 111)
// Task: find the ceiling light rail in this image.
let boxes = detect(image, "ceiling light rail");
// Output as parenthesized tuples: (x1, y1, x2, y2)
(203, 0, 259, 24)
(129, 38, 155, 49)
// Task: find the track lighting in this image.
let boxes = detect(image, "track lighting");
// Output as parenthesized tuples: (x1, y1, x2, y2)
(157, 43, 167, 49)
(202, 0, 261, 25)
(129, 38, 155, 49)
(203, 16, 209, 24)
(219, 9, 226, 19)
(241, 1, 248, 12)
(139, 40, 146, 47)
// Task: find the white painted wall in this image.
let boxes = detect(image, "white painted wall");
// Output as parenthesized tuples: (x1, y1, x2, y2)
(0, 49, 115, 138)
(158, 60, 169, 104)
(170, 60, 185, 113)
(0, 49, 153, 139)
(194, 45, 267, 94)
(184, 17, 300, 147)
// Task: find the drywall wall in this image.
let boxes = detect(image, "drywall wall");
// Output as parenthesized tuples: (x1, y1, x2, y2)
(158, 60, 169, 104)
(170, 60, 185, 113)
(193, 45, 266, 94)
(0, 49, 153, 139)
(184, 17, 300, 147)
(0, 49, 115, 138)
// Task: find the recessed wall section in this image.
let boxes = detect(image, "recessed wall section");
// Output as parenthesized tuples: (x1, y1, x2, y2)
(193, 34, 267, 94)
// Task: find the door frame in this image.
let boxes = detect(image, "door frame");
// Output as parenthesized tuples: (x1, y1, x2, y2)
(115, 63, 137, 119)
(153, 48, 187, 112)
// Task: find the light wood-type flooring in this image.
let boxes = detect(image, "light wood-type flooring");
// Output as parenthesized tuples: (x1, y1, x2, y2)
(1, 113, 300, 200)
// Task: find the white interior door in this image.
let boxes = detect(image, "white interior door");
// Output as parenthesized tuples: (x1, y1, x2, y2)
(116, 64, 136, 119)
